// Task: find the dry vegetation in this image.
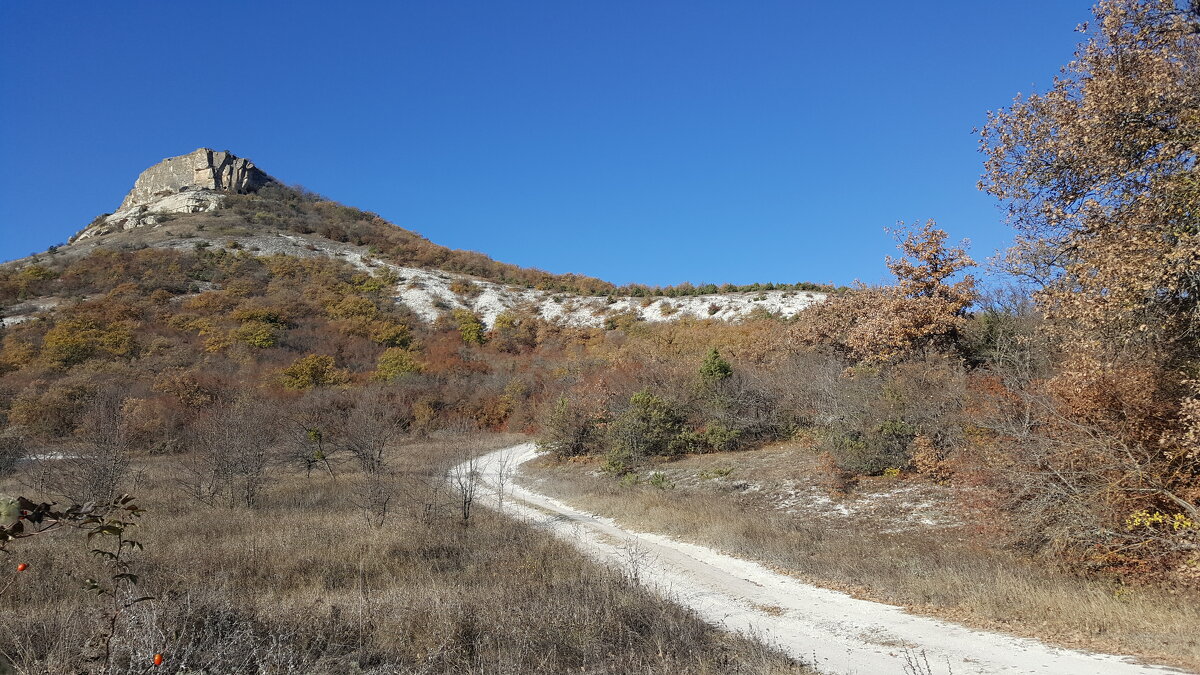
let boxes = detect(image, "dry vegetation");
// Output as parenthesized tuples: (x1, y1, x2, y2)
(0, 434, 800, 674)
(0, 1, 1195, 672)
(522, 445, 1200, 671)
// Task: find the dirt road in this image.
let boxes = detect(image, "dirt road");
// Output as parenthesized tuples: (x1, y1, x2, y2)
(461, 443, 1185, 675)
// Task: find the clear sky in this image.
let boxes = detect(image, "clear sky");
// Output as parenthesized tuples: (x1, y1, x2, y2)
(0, 1, 1092, 286)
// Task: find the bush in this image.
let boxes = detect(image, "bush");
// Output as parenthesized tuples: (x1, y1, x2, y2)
(538, 397, 604, 459)
(228, 320, 280, 348)
(373, 348, 422, 381)
(0, 436, 23, 476)
(452, 309, 486, 345)
(610, 391, 687, 459)
(41, 319, 135, 366)
(280, 355, 351, 390)
(699, 348, 732, 383)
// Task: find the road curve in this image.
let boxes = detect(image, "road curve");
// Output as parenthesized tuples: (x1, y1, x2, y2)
(460, 443, 1187, 675)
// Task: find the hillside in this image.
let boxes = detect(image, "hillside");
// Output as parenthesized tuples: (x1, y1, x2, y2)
(4, 149, 830, 331)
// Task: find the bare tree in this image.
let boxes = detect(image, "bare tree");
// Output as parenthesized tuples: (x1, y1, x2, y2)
(337, 387, 410, 475)
(42, 388, 130, 504)
(492, 449, 514, 511)
(352, 471, 394, 529)
(180, 398, 276, 508)
(280, 393, 339, 479)
(0, 436, 24, 477)
(448, 455, 479, 526)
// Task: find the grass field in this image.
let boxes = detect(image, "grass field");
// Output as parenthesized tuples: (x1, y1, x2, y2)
(0, 434, 801, 674)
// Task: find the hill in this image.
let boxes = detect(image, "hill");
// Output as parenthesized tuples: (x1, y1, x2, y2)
(5, 149, 831, 331)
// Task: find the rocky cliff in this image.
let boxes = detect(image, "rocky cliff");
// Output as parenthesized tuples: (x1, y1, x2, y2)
(118, 148, 272, 209)
(76, 148, 275, 240)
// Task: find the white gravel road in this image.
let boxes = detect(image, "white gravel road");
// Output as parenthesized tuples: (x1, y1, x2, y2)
(461, 443, 1188, 675)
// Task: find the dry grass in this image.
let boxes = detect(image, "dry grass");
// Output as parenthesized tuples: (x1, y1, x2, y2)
(523, 443, 1200, 672)
(0, 434, 802, 674)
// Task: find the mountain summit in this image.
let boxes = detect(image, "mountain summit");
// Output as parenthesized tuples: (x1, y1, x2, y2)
(77, 148, 275, 240)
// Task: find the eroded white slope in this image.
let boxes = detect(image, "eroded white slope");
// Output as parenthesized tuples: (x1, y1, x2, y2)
(461, 443, 1187, 675)
(160, 232, 827, 327)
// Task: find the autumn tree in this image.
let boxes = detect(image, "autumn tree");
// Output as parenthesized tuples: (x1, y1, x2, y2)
(979, 0, 1199, 568)
(793, 221, 976, 364)
(981, 0, 1199, 382)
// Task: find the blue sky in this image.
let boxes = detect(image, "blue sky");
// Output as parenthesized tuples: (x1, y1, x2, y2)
(0, 1, 1092, 286)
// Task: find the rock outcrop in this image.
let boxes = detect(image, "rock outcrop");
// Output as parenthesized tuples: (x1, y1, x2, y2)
(119, 148, 272, 210)
(76, 148, 275, 240)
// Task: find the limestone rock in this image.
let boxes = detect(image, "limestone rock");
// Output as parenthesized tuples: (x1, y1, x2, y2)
(119, 148, 273, 210)
(75, 148, 275, 241)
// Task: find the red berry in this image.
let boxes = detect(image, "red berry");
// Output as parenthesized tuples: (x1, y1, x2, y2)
(153, 653, 164, 666)
(15, 563, 27, 572)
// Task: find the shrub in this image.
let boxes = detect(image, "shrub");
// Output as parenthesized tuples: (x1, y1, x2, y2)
(452, 309, 486, 345)
(537, 397, 604, 459)
(824, 420, 914, 476)
(647, 472, 674, 489)
(609, 391, 687, 458)
(699, 348, 732, 383)
(368, 321, 412, 348)
(41, 319, 135, 366)
(0, 436, 23, 476)
(488, 312, 538, 353)
(229, 320, 280, 348)
(448, 279, 482, 298)
(373, 348, 422, 381)
(700, 424, 741, 452)
(280, 355, 351, 390)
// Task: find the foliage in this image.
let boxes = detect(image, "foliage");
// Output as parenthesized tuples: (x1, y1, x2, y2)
(41, 318, 136, 366)
(373, 347, 422, 381)
(978, 0, 1200, 570)
(793, 221, 976, 364)
(280, 354, 351, 390)
(699, 348, 733, 383)
(610, 391, 688, 459)
(452, 309, 486, 345)
(228, 320, 280, 348)
(489, 311, 539, 353)
(538, 397, 605, 459)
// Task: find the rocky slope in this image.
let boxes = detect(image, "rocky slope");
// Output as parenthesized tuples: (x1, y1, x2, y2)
(10, 149, 826, 329)
(76, 148, 274, 240)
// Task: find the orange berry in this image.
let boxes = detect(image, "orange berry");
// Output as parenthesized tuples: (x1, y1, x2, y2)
(153, 653, 163, 666)
(15, 563, 27, 572)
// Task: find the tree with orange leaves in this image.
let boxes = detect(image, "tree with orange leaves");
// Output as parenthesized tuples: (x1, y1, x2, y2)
(979, 0, 1199, 569)
(793, 220, 976, 365)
